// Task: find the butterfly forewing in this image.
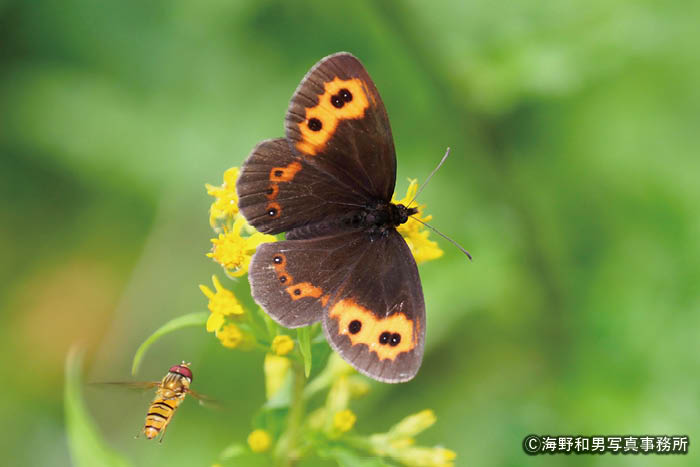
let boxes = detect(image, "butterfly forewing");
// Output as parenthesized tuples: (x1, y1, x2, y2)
(237, 138, 366, 235)
(285, 52, 397, 201)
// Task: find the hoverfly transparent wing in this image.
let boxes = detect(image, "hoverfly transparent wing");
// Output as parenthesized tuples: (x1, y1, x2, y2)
(186, 388, 223, 409)
(91, 381, 161, 391)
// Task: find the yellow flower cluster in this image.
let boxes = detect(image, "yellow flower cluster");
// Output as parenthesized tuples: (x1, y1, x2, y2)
(369, 409, 457, 467)
(271, 335, 294, 356)
(207, 216, 275, 277)
(393, 179, 444, 264)
(333, 409, 356, 433)
(247, 429, 272, 453)
(199, 275, 248, 348)
(203, 166, 275, 350)
(206, 167, 240, 229)
(205, 165, 275, 277)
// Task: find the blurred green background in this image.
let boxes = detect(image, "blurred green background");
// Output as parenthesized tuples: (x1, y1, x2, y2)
(2, 0, 699, 466)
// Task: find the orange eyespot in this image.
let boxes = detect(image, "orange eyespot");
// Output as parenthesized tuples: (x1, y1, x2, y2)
(296, 77, 370, 156)
(329, 298, 416, 361)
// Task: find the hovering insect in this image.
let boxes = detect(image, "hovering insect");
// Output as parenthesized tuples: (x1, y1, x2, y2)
(101, 362, 214, 441)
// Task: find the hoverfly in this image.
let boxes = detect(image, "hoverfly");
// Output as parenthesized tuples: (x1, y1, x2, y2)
(99, 362, 215, 441)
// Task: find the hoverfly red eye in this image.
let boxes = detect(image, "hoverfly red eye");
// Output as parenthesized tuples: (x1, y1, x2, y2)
(169, 364, 193, 381)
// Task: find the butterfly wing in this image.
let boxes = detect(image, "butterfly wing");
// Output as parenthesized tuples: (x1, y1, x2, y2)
(285, 52, 397, 202)
(237, 138, 365, 235)
(243, 53, 426, 383)
(249, 230, 425, 382)
(322, 230, 425, 383)
(249, 230, 367, 327)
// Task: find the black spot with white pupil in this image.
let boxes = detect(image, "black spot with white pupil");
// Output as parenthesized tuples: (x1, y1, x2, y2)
(349, 320, 362, 334)
(274, 170, 283, 177)
(379, 332, 391, 344)
(339, 88, 352, 102)
(330, 88, 352, 109)
(268, 208, 277, 216)
(308, 118, 322, 131)
(273, 256, 282, 264)
(294, 289, 301, 295)
(279, 276, 287, 283)
(331, 95, 344, 108)
(378, 331, 401, 346)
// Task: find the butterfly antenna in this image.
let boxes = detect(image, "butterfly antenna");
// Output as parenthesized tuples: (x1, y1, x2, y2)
(407, 147, 451, 208)
(410, 215, 472, 261)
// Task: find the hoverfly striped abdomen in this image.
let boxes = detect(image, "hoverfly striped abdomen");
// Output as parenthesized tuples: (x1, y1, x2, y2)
(143, 363, 193, 440)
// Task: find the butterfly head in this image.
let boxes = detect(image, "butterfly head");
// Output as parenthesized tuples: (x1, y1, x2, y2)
(393, 203, 419, 226)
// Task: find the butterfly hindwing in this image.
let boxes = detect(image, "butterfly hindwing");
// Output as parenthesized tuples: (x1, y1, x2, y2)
(285, 52, 397, 201)
(322, 230, 425, 383)
(249, 231, 370, 327)
(237, 138, 364, 235)
(248, 229, 425, 382)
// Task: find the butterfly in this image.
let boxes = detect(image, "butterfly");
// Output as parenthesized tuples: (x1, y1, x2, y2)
(236, 52, 428, 383)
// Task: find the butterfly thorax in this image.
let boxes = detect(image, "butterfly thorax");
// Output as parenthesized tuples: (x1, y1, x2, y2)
(362, 201, 417, 238)
(286, 201, 416, 241)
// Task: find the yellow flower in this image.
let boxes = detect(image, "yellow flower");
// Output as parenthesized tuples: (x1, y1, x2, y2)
(206, 167, 240, 228)
(199, 275, 244, 332)
(247, 429, 272, 453)
(368, 409, 455, 466)
(348, 377, 371, 398)
(393, 179, 443, 264)
(207, 216, 275, 277)
(388, 409, 437, 439)
(333, 409, 357, 433)
(271, 335, 294, 356)
(396, 446, 456, 467)
(216, 323, 243, 348)
(264, 354, 291, 400)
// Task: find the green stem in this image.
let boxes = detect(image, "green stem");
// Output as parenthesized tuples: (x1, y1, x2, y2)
(274, 362, 306, 466)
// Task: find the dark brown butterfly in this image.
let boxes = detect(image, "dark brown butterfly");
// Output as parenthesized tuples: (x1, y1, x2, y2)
(236, 52, 425, 383)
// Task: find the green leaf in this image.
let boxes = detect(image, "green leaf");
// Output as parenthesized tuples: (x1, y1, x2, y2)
(263, 369, 294, 409)
(219, 442, 247, 460)
(297, 326, 312, 378)
(131, 311, 208, 375)
(65, 347, 131, 467)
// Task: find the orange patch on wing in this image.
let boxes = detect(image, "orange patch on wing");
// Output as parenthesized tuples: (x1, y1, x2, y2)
(266, 183, 279, 200)
(329, 298, 415, 361)
(320, 294, 330, 307)
(286, 282, 323, 300)
(270, 252, 323, 302)
(270, 161, 302, 182)
(296, 77, 370, 156)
